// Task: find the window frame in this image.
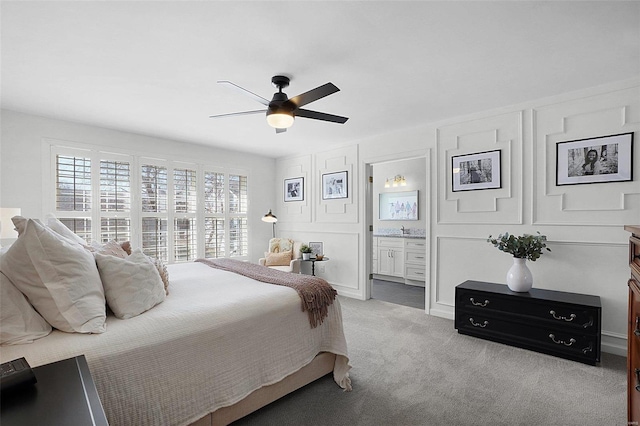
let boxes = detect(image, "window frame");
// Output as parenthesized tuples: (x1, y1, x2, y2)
(45, 140, 251, 263)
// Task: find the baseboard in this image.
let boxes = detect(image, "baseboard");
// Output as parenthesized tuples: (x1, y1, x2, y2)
(601, 332, 627, 357)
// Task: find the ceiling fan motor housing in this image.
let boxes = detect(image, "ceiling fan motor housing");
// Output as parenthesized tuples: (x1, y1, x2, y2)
(271, 75, 290, 90)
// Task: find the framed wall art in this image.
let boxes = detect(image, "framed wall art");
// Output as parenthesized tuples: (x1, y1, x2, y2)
(452, 150, 502, 192)
(322, 171, 348, 199)
(309, 242, 323, 257)
(556, 132, 634, 186)
(379, 190, 418, 220)
(284, 177, 304, 202)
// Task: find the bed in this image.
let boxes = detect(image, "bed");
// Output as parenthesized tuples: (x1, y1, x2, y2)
(0, 260, 351, 425)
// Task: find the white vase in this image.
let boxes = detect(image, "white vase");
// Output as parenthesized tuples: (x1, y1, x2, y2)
(302, 253, 311, 260)
(506, 258, 533, 292)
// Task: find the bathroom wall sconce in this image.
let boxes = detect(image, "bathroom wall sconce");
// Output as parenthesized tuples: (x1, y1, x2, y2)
(384, 175, 407, 188)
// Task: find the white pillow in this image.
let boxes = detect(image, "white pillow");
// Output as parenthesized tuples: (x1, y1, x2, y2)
(95, 248, 166, 319)
(0, 271, 52, 345)
(1, 218, 106, 333)
(45, 214, 89, 246)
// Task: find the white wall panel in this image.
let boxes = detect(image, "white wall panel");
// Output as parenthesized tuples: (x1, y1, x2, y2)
(534, 85, 640, 225)
(434, 235, 629, 354)
(437, 111, 523, 224)
(277, 155, 312, 223)
(315, 145, 358, 223)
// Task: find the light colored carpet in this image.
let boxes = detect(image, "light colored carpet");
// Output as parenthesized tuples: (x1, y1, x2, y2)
(233, 296, 626, 426)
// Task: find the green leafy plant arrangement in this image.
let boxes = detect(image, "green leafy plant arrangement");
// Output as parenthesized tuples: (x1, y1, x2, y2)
(487, 232, 551, 261)
(300, 244, 313, 254)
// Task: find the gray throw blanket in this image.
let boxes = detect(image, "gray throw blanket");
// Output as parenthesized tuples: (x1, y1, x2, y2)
(195, 258, 337, 328)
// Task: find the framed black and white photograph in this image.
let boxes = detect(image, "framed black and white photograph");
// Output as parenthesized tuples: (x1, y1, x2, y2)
(556, 132, 634, 186)
(309, 242, 323, 257)
(322, 171, 348, 199)
(284, 177, 304, 202)
(452, 150, 501, 192)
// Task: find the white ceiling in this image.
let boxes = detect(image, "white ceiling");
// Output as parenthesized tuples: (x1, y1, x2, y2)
(2, 1, 639, 158)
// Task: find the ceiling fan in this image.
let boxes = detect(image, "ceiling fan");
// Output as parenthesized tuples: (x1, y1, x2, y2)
(209, 75, 349, 133)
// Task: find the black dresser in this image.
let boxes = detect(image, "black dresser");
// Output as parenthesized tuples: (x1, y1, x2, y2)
(455, 280, 601, 365)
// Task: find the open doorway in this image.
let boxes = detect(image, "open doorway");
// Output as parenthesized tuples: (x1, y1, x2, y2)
(367, 157, 429, 311)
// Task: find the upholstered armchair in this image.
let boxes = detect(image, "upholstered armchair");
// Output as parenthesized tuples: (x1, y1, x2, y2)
(258, 238, 302, 273)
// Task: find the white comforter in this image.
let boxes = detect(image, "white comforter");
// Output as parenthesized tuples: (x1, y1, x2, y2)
(0, 262, 351, 426)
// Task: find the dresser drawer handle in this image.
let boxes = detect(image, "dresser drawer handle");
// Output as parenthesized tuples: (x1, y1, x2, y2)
(469, 318, 488, 328)
(549, 310, 576, 322)
(635, 317, 640, 337)
(470, 298, 489, 307)
(548, 334, 576, 346)
(635, 369, 640, 392)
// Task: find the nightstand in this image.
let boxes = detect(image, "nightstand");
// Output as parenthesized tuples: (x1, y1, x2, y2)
(1, 355, 108, 426)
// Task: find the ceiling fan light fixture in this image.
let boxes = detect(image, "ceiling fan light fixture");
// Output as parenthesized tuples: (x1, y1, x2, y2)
(266, 110, 294, 129)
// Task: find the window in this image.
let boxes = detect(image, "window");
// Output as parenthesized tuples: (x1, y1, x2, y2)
(100, 160, 131, 242)
(228, 174, 248, 257)
(173, 168, 197, 261)
(55, 154, 92, 243)
(49, 143, 250, 263)
(141, 163, 168, 261)
(56, 155, 91, 212)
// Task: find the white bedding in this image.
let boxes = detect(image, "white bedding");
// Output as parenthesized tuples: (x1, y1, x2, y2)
(0, 262, 351, 426)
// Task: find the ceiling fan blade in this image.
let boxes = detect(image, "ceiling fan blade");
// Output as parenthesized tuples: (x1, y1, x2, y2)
(276, 128, 287, 134)
(295, 108, 349, 124)
(288, 83, 340, 108)
(217, 80, 270, 106)
(209, 109, 266, 119)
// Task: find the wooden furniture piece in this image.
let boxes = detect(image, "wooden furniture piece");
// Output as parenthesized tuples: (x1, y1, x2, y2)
(455, 280, 601, 365)
(625, 225, 640, 424)
(0, 355, 108, 426)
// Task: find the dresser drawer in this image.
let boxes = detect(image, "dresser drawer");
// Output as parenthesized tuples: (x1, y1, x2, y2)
(457, 288, 599, 332)
(630, 235, 640, 279)
(456, 311, 599, 364)
(405, 265, 426, 281)
(629, 278, 640, 422)
(405, 251, 426, 264)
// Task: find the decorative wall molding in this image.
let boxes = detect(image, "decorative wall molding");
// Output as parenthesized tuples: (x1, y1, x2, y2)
(533, 85, 640, 226)
(436, 111, 524, 224)
(315, 145, 359, 223)
(277, 155, 312, 223)
(434, 235, 629, 347)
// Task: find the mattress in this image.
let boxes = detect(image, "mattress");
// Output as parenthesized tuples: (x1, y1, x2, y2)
(0, 262, 351, 426)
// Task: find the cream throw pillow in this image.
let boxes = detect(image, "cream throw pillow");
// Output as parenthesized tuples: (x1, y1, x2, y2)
(1, 271, 52, 345)
(265, 250, 293, 267)
(269, 238, 294, 253)
(95, 248, 166, 319)
(1, 218, 106, 333)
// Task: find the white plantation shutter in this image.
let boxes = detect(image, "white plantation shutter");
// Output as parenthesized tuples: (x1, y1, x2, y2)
(204, 171, 224, 258)
(228, 174, 248, 257)
(55, 154, 92, 243)
(173, 168, 197, 261)
(141, 164, 169, 261)
(100, 160, 131, 242)
(49, 144, 250, 263)
(56, 155, 91, 212)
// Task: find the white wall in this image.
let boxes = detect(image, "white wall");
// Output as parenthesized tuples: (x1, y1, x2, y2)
(276, 78, 640, 356)
(0, 109, 277, 263)
(373, 157, 427, 233)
